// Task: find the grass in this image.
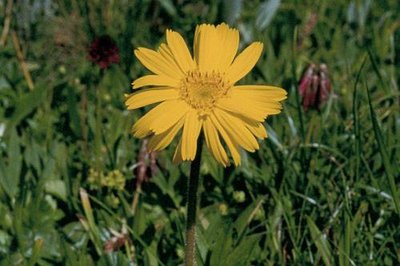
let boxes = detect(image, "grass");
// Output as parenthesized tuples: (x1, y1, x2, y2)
(0, 0, 399, 265)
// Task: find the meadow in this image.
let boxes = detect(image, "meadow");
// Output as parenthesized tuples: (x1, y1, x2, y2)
(0, 0, 399, 265)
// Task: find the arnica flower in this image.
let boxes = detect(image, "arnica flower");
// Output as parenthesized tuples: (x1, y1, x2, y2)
(88, 35, 120, 69)
(126, 23, 287, 166)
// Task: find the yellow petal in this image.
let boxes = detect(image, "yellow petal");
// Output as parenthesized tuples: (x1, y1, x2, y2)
(217, 86, 285, 122)
(194, 24, 218, 71)
(151, 101, 189, 135)
(245, 121, 268, 139)
(234, 85, 287, 101)
(193, 23, 239, 72)
(125, 87, 179, 110)
(132, 74, 179, 89)
(158, 43, 184, 75)
(173, 139, 183, 164)
(132, 100, 188, 138)
(209, 112, 241, 166)
(217, 110, 268, 140)
(214, 109, 259, 152)
(147, 118, 184, 151)
(181, 111, 202, 160)
(166, 30, 195, 73)
(159, 43, 174, 59)
(231, 86, 286, 114)
(193, 25, 201, 67)
(203, 118, 229, 166)
(217, 96, 267, 122)
(134, 48, 184, 80)
(226, 42, 263, 84)
(217, 24, 240, 70)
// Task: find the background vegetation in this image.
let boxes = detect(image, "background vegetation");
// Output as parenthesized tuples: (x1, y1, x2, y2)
(0, 0, 399, 265)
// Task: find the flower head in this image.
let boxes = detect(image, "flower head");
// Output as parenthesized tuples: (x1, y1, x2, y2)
(88, 35, 120, 69)
(126, 23, 287, 166)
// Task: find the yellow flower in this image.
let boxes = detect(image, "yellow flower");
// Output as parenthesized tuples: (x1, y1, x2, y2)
(126, 23, 286, 166)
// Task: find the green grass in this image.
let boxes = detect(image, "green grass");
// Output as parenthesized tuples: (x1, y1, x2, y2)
(0, 0, 399, 265)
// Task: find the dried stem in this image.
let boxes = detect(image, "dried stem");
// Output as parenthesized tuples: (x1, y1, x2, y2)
(80, 85, 89, 160)
(131, 183, 142, 215)
(0, 0, 13, 47)
(11, 31, 34, 90)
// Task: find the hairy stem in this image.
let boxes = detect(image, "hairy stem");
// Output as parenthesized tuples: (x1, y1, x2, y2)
(184, 136, 203, 266)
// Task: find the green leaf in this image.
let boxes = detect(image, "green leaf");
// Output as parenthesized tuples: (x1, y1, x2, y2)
(67, 85, 82, 137)
(0, 128, 21, 198)
(225, 233, 263, 266)
(233, 197, 264, 240)
(27, 238, 44, 266)
(223, 0, 243, 25)
(6, 85, 47, 129)
(62, 222, 89, 249)
(0, 230, 12, 254)
(79, 189, 103, 255)
(367, 49, 388, 93)
(366, 85, 399, 214)
(156, 0, 177, 16)
(307, 216, 332, 266)
(256, 0, 281, 31)
(145, 241, 160, 266)
(44, 180, 67, 202)
(352, 56, 366, 182)
(210, 223, 234, 266)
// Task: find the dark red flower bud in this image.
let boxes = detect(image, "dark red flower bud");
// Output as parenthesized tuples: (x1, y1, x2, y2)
(87, 35, 120, 69)
(319, 64, 332, 103)
(299, 64, 316, 97)
(298, 63, 333, 111)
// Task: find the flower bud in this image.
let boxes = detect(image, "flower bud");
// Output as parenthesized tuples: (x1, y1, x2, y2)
(218, 203, 229, 215)
(298, 63, 333, 111)
(233, 191, 246, 203)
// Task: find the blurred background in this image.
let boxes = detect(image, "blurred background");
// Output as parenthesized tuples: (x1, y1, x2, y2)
(0, 0, 399, 265)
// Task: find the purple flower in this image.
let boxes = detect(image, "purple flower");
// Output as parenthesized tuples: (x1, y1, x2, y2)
(87, 35, 120, 69)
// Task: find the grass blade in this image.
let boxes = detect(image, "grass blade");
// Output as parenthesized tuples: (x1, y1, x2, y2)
(307, 216, 332, 266)
(352, 56, 367, 182)
(366, 84, 399, 214)
(367, 49, 388, 93)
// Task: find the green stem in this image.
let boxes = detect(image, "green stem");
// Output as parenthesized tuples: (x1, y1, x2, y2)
(185, 136, 203, 266)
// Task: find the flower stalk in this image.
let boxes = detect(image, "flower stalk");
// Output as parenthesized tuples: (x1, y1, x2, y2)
(185, 136, 203, 266)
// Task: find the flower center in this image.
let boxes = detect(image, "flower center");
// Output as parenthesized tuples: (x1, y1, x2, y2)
(180, 70, 231, 117)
